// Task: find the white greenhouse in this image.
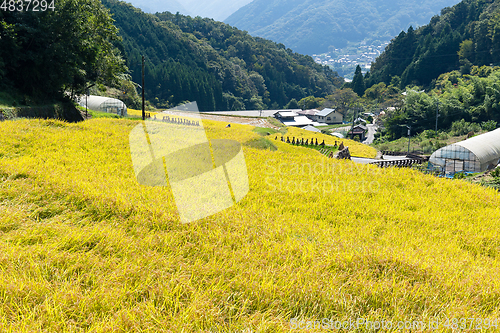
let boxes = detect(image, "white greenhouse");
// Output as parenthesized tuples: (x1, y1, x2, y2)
(429, 128, 500, 174)
(79, 95, 127, 116)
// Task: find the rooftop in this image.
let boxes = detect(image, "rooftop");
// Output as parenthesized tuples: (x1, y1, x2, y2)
(281, 116, 315, 127)
(316, 108, 337, 117)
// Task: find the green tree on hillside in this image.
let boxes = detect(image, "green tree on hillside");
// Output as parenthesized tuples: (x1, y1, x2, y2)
(351, 65, 366, 97)
(322, 88, 358, 114)
(285, 98, 299, 109)
(298, 96, 322, 109)
(0, 0, 125, 101)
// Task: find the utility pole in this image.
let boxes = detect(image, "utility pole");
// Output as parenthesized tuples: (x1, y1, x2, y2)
(349, 103, 360, 139)
(142, 55, 145, 121)
(85, 89, 88, 119)
(407, 125, 411, 154)
(435, 101, 439, 133)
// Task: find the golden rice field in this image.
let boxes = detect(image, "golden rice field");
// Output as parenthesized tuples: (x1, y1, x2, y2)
(284, 127, 377, 158)
(0, 117, 499, 332)
(126, 108, 160, 118)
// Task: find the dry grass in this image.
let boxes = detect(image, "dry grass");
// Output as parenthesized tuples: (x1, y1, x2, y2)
(0, 118, 499, 332)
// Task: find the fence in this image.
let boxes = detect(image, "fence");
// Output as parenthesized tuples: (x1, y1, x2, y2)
(370, 158, 424, 168)
(382, 150, 424, 156)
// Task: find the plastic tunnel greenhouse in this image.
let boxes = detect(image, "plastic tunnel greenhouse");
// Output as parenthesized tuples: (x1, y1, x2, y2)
(79, 95, 127, 116)
(429, 128, 500, 174)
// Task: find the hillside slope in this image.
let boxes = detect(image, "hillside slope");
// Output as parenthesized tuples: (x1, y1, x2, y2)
(225, 0, 461, 55)
(103, 0, 343, 111)
(369, 0, 500, 88)
(0, 118, 499, 330)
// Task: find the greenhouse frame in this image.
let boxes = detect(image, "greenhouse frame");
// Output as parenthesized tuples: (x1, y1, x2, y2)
(79, 95, 127, 116)
(429, 128, 500, 174)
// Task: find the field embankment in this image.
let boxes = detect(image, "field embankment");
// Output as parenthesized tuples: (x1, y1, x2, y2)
(0, 102, 83, 122)
(0, 118, 499, 331)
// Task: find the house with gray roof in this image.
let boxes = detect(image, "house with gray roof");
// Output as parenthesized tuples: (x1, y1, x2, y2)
(315, 108, 343, 124)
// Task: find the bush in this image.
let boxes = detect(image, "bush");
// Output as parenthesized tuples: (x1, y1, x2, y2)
(481, 120, 497, 132)
(435, 141, 447, 149)
(421, 129, 437, 138)
(491, 167, 500, 178)
(438, 132, 449, 140)
(451, 119, 481, 136)
(3, 102, 83, 122)
(378, 144, 389, 151)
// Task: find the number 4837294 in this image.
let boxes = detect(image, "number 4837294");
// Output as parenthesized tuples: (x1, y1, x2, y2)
(0, 0, 55, 11)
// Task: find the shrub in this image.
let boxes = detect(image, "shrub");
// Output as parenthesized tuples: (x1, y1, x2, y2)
(451, 119, 481, 136)
(481, 120, 497, 132)
(421, 129, 437, 138)
(438, 132, 449, 140)
(491, 167, 500, 178)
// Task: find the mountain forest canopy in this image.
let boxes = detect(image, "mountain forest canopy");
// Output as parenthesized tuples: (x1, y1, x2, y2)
(102, 0, 344, 111)
(368, 0, 500, 89)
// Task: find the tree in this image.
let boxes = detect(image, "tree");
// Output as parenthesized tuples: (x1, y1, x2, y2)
(458, 39, 474, 62)
(351, 65, 366, 96)
(1, 0, 125, 101)
(481, 120, 497, 131)
(298, 96, 321, 109)
(322, 88, 358, 114)
(285, 98, 299, 109)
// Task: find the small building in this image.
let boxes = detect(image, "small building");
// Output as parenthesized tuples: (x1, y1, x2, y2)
(315, 108, 343, 124)
(348, 124, 367, 141)
(429, 128, 500, 174)
(274, 110, 299, 120)
(79, 95, 127, 116)
(302, 125, 321, 133)
(354, 117, 367, 125)
(280, 115, 318, 127)
(297, 109, 320, 121)
(274, 109, 321, 127)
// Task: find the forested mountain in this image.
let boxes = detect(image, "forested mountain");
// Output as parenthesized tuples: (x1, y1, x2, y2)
(103, 0, 343, 111)
(225, 0, 461, 55)
(368, 0, 500, 89)
(126, 0, 190, 16)
(127, 0, 253, 22)
(179, 0, 253, 21)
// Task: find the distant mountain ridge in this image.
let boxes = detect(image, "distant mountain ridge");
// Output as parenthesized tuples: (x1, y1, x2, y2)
(126, 0, 190, 16)
(127, 0, 252, 21)
(225, 0, 462, 55)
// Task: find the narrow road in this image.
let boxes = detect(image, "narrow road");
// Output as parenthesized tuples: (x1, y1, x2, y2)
(362, 124, 378, 144)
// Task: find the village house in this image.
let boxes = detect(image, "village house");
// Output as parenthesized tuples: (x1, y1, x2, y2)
(274, 110, 316, 127)
(313, 108, 343, 124)
(348, 124, 368, 141)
